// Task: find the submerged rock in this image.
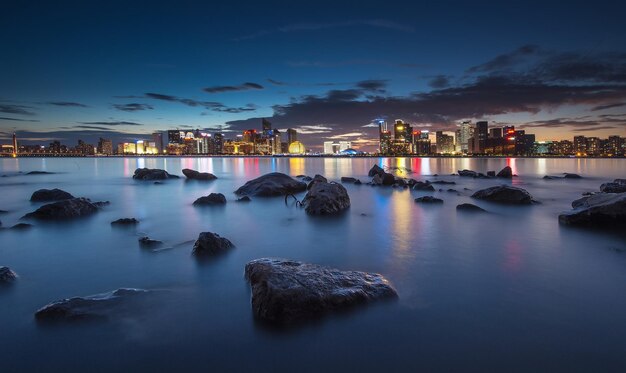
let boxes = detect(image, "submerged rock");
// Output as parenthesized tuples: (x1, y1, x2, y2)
(193, 193, 227, 205)
(496, 166, 513, 178)
(372, 172, 395, 186)
(414, 196, 443, 204)
(456, 203, 487, 212)
(471, 185, 535, 205)
(26, 171, 55, 175)
(487, 171, 496, 177)
(458, 169, 478, 177)
(133, 168, 179, 180)
(111, 218, 138, 225)
(30, 188, 74, 202)
(368, 164, 385, 177)
(0, 266, 18, 283)
(340, 177, 358, 183)
(412, 181, 435, 191)
(10, 223, 33, 230)
(244, 258, 397, 323)
(234, 172, 307, 197)
(600, 179, 626, 193)
(22, 198, 100, 220)
(236, 196, 251, 202)
(302, 181, 350, 215)
(563, 173, 582, 179)
(430, 180, 456, 185)
(192, 232, 234, 256)
(138, 236, 162, 247)
(182, 168, 217, 180)
(34, 288, 150, 322)
(559, 192, 626, 226)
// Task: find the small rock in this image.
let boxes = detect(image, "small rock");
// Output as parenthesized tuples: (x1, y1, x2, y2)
(30, 188, 74, 202)
(456, 203, 486, 212)
(340, 177, 358, 183)
(0, 266, 18, 283)
(26, 171, 55, 175)
(412, 181, 435, 191)
(496, 166, 512, 178)
(458, 169, 478, 177)
(235, 172, 307, 197)
(111, 218, 138, 225)
(193, 193, 227, 205)
(368, 164, 385, 177)
(138, 236, 162, 247)
(302, 181, 350, 215)
(354, 179, 362, 185)
(430, 180, 456, 185)
(471, 185, 535, 205)
(11, 223, 33, 230)
(182, 168, 217, 180)
(236, 196, 251, 202)
(133, 168, 179, 180)
(563, 173, 582, 179)
(414, 196, 443, 204)
(22, 198, 100, 220)
(192, 232, 234, 256)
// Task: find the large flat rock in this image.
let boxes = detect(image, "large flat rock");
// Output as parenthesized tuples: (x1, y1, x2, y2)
(559, 192, 626, 226)
(471, 185, 535, 205)
(234, 172, 306, 197)
(133, 168, 179, 180)
(30, 188, 74, 202)
(244, 258, 397, 323)
(22, 198, 100, 220)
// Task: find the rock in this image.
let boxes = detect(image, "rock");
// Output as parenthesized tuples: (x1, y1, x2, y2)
(302, 181, 350, 215)
(368, 164, 385, 177)
(600, 179, 626, 193)
(487, 171, 496, 177)
(472, 185, 535, 205)
(182, 168, 217, 180)
(300, 176, 313, 182)
(431, 180, 456, 185)
(306, 174, 328, 190)
(412, 181, 435, 191)
(563, 173, 582, 179)
(10, 223, 33, 230)
(192, 232, 234, 256)
(543, 175, 560, 180)
(236, 196, 251, 202)
(372, 172, 394, 186)
(0, 209, 8, 214)
(22, 198, 100, 220)
(456, 203, 486, 212)
(34, 288, 150, 322)
(193, 193, 227, 205)
(458, 169, 478, 177)
(496, 166, 512, 178)
(111, 218, 138, 225)
(354, 179, 362, 185)
(26, 171, 55, 175)
(395, 178, 407, 187)
(244, 258, 397, 323)
(30, 188, 75, 202)
(0, 266, 18, 283)
(138, 236, 162, 247)
(133, 168, 179, 180)
(235, 172, 307, 197)
(559, 192, 626, 226)
(571, 196, 590, 209)
(447, 189, 458, 193)
(340, 177, 357, 183)
(414, 196, 443, 203)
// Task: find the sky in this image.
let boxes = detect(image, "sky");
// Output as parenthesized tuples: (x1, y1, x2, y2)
(1, 0, 625, 151)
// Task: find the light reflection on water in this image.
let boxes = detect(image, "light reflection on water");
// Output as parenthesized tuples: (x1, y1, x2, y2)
(1, 157, 626, 372)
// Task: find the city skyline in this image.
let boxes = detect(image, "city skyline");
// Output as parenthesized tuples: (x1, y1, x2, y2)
(1, 1, 626, 151)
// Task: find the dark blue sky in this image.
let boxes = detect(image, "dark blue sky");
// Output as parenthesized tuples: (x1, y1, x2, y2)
(1, 0, 625, 150)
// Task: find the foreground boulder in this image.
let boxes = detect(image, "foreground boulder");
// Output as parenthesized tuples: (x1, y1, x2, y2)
(244, 258, 397, 323)
(30, 188, 74, 202)
(496, 166, 513, 178)
(22, 198, 100, 220)
(456, 203, 487, 212)
(600, 179, 626, 193)
(368, 164, 385, 177)
(471, 185, 535, 205)
(234, 172, 307, 197)
(35, 288, 150, 322)
(192, 232, 234, 256)
(302, 181, 350, 215)
(133, 168, 179, 180)
(306, 174, 328, 190)
(0, 266, 18, 283)
(193, 193, 226, 205)
(182, 168, 217, 180)
(559, 193, 626, 226)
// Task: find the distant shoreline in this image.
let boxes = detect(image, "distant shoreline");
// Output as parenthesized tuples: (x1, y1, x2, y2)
(2, 154, 625, 159)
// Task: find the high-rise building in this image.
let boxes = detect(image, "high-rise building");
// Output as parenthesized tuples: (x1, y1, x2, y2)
(458, 121, 471, 153)
(287, 128, 297, 144)
(436, 131, 455, 154)
(167, 130, 183, 145)
(377, 120, 392, 155)
(97, 138, 113, 155)
(607, 136, 623, 156)
(12, 133, 17, 156)
(586, 137, 601, 156)
(573, 136, 587, 155)
(323, 141, 334, 154)
(262, 118, 272, 137)
(475, 121, 489, 154)
(213, 133, 224, 154)
(489, 127, 503, 138)
(152, 132, 164, 154)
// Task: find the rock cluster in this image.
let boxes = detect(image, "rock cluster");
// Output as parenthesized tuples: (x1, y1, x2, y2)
(559, 192, 626, 226)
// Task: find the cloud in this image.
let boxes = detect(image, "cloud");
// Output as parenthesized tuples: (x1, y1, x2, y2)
(203, 82, 264, 94)
(112, 103, 154, 112)
(467, 44, 542, 73)
(0, 104, 36, 116)
(73, 125, 113, 130)
(78, 121, 144, 126)
(267, 78, 287, 86)
(143, 92, 256, 113)
(591, 102, 626, 111)
(325, 132, 366, 139)
(572, 126, 620, 132)
(0, 116, 40, 122)
(428, 75, 451, 89)
(46, 101, 88, 108)
(234, 19, 414, 41)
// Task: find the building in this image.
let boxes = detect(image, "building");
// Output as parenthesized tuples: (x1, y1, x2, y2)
(573, 136, 587, 155)
(97, 138, 113, 155)
(167, 130, 183, 145)
(288, 141, 305, 154)
(586, 137, 601, 156)
(377, 120, 392, 155)
(323, 141, 351, 154)
(287, 128, 297, 144)
(436, 131, 455, 154)
(12, 133, 18, 156)
(458, 121, 471, 153)
(152, 132, 164, 154)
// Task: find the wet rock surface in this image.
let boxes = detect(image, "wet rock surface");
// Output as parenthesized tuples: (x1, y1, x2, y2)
(182, 168, 217, 180)
(22, 198, 101, 220)
(471, 185, 535, 205)
(34, 288, 151, 322)
(133, 168, 179, 180)
(244, 258, 398, 323)
(600, 179, 626, 193)
(456, 203, 487, 212)
(236, 196, 251, 202)
(235, 172, 307, 197)
(0, 266, 18, 283)
(193, 193, 227, 205)
(111, 218, 139, 225)
(341, 177, 358, 183)
(412, 181, 435, 191)
(138, 236, 162, 247)
(302, 181, 350, 215)
(30, 188, 75, 202)
(368, 164, 385, 177)
(559, 192, 626, 226)
(192, 232, 234, 256)
(496, 166, 513, 178)
(307, 174, 328, 189)
(414, 196, 443, 204)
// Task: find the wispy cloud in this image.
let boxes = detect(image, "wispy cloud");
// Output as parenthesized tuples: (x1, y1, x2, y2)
(78, 121, 144, 126)
(0, 116, 40, 122)
(46, 101, 88, 108)
(203, 82, 264, 94)
(112, 103, 154, 112)
(0, 104, 36, 116)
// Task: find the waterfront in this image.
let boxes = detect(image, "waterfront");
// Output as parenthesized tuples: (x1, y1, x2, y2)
(1, 157, 626, 372)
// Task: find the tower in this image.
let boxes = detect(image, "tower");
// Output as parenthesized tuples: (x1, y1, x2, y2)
(12, 133, 18, 156)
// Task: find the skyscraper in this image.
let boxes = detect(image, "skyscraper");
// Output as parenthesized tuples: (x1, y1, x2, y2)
(97, 138, 113, 155)
(475, 121, 489, 154)
(12, 133, 18, 156)
(152, 132, 164, 154)
(287, 128, 297, 144)
(458, 121, 471, 153)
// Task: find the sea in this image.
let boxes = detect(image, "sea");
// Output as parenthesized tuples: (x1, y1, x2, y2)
(1, 156, 625, 372)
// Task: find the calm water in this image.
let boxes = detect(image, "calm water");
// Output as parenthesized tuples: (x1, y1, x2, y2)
(1, 157, 626, 372)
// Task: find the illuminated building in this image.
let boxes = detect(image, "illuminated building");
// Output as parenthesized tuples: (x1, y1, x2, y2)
(167, 130, 183, 145)
(287, 128, 297, 145)
(213, 133, 224, 154)
(607, 136, 623, 156)
(377, 119, 392, 155)
(97, 138, 113, 155)
(586, 137, 601, 156)
(288, 141, 306, 154)
(122, 142, 137, 154)
(435, 131, 455, 154)
(262, 118, 272, 137)
(458, 121, 471, 153)
(573, 136, 587, 155)
(152, 132, 164, 154)
(12, 133, 18, 157)
(412, 130, 431, 155)
(489, 127, 503, 138)
(471, 121, 489, 154)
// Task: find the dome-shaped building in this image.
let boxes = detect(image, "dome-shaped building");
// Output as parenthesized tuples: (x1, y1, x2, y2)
(288, 141, 306, 155)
